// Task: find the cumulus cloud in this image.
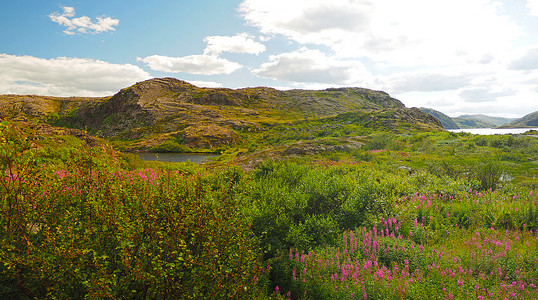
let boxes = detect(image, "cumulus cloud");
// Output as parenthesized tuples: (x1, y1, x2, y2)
(137, 55, 242, 75)
(139, 33, 266, 75)
(239, 0, 518, 66)
(509, 48, 538, 70)
(49, 6, 119, 35)
(527, 0, 538, 16)
(391, 73, 471, 93)
(187, 80, 224, 88)
(459, 87, 512, 102)
(203, 33, 265, 55)
(0, 53, 150, 96)
(253, 48, 369, 84)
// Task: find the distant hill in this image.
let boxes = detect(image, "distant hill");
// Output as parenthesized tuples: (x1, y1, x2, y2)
(453, 114, 516, 129)
(498, 111, 538, 128)
(0, 77, 442, 151)
(418, 108, 459, 129)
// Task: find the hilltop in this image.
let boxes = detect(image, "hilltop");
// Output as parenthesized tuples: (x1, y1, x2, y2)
(417, 109, 521, 129)
(453, 114, 516, 129)
(0, 77, 442, 151)
(499, 110, 538, 128)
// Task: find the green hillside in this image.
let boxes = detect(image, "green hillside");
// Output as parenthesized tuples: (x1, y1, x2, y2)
(419, 108, 459, 129)
(454, 114, 516, 128)
(499, 110, 538, 128)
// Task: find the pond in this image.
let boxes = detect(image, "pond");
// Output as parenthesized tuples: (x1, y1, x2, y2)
(447, 128, 538, 135)
(136, 152, 219, 163)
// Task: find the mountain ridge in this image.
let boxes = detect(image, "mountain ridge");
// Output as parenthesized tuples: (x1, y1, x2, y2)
(498, 110, 538, 128)
(1, 77, 442, 151)
(453, 114, 516, 128)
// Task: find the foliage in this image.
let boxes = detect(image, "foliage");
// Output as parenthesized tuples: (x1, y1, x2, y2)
(1, 119, 538, 299)
(0, 121, 263, 299)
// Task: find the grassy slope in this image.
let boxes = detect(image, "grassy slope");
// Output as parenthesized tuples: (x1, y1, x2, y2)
(499, 110, 538, 128)
(419, 107, 460, 129)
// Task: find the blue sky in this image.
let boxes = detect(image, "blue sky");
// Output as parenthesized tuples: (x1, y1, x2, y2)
(2, 0, 538, 118)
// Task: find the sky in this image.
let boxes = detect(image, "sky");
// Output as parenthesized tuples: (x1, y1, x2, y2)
(1, 0, 538, 118)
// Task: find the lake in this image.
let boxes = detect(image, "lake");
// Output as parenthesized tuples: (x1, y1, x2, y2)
(447, 128, 538, 135)
(137, 153, 219, 163)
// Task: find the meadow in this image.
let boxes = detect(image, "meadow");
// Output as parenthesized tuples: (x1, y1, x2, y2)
(1, 120, 537, 299)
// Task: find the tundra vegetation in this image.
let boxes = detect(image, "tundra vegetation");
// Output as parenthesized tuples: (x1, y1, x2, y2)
(1, 119, 536, 299)
(0, 79, 537, 298)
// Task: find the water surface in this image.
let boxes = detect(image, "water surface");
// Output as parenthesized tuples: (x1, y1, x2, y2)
(447, 128, 538, 135)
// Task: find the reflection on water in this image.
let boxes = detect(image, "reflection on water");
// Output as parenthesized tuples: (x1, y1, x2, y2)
(448, 128, 538, 135)
(136, 153, 219, 163)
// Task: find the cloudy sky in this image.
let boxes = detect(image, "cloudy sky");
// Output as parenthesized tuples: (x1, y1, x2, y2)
(1, 0, 538, 118)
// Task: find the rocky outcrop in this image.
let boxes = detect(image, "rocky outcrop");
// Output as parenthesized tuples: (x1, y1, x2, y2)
(183, 124, 242, 148)
(1, 77, 443, 151)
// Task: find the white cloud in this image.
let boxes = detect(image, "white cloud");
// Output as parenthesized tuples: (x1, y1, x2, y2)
(239, 0, 518, 66)
(139, 33, 263, 75)
(391, 73, 471, 93)
(459, 87, 513, 102)
(49, 6, 119, 35)
(187, 80, 224, 88)
(203, 33, 266, 55)
(509, 48, 538, 70)
(253, 48, 369, 85)
(138, 55, 242, 75)
(0, 53, 150, 96)
(527, 0, 538, 16)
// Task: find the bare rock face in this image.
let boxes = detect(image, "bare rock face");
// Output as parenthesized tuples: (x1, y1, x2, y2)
(183, 124, 242, 148)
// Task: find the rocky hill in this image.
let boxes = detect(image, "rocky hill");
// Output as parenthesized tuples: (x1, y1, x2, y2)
(498, 111, 538, 128)
(419, 108, 459, 129)
(0, 77, 442, 151)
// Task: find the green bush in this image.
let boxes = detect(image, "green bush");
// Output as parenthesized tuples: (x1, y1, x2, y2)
(0, 122, 264, 299)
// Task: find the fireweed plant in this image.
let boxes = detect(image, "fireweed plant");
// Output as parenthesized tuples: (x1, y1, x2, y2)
(274, 191, 538, 299)
(1, 120, 538, 299)
(0, 122, 263, 299)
